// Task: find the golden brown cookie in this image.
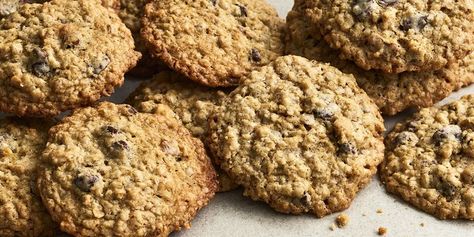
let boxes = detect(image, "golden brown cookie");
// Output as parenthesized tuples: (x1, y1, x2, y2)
(301, 0, 474, 73)
(0, 118, 56, 237)
(0, 0, 140, 117)
(285, 8, 474, 115)
(141, 0, 285, 87)
(209, 56, 385, 217)
(382, 95, 474, 220)
(37, 102, 217, 236)
(126, 71, 238, 192)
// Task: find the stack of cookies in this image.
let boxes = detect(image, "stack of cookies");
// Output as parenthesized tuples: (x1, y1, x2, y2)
(0, 0, 474, 236)
(286, 0, 474, 115)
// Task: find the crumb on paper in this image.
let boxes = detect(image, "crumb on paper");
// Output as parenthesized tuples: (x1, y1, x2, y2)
(376, 209, 383, 214)
(362, 213, 366, 216)
(335, 213, 349, 228)
(378, 227, 387, 235)
(329, 223, 336, 231)
(420, 223, 425, 227)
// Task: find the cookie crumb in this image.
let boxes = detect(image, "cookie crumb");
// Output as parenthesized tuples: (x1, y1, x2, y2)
(376, 209, 383, 214)
(377, 227, 387, 235)
(335, 213, 349, 228)
(420, 223, 425, 227)
(329, 223, 336, 231)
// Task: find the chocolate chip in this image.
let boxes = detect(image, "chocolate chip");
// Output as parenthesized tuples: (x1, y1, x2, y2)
(338, 142, 358, 155)
(92, 55, 110, 74)
(437, 181, 457, 200)
(432, 125, 462, 145)
(395, 131, 419, 146)
(74, 174, 99, 192)
(104, 126, 119, 134)
(237, 4, 248, 17)
(32, 61, 50, 77)
(250, 48, 261, 62)
(400, 14, 429, 31)
(112, 140, 129, 150)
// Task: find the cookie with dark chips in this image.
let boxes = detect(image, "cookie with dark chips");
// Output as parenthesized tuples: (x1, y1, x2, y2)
(382, 95, 474, 220)
(38, 102, 217, 236)
(141, 0, 285, 87)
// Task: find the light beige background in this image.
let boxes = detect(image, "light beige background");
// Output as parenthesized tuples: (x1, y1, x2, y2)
(108, 1, 474, 236)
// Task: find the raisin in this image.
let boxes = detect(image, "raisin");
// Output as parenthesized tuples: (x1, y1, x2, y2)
(32, 61, 50, 77)
(400, 14, 429, 31)
(74, 174, 99, 192)
(314, 103, 339, 120)
(104, 126, 119, 134)
(436, 181, 457, 200)
(377, 0, 397, 7)
(237, 4, 248, 17)
(126, 105, 138, 115)
(112, 140, 129, 150)
(338, 142, 358, 155)
(92, 55, 110, 74)
(250, 48, 261, 62)
(31, 49, 50, 77)
(300, 192, 311, 207)
(395, 131, 419, 146)
(432, 125, 462, 145)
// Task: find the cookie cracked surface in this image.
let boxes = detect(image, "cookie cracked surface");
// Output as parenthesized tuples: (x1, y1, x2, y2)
(0, 118, 56, 237)
(208, 55, 385, 217)
(381, 95, 474, 220)
(0, 0, 140, 117)
(301, 0, 474, 73)
(127, 71, 238, 191)
(285, 8, 474, 115)
(141, 0, 285, 87)
(37, 102, 217, 236)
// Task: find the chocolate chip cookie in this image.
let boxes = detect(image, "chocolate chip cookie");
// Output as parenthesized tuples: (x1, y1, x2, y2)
(37, 102, 217, 236)
(381, 95, 474, 220)
(141, 0, 285, 87)
(208, 55, 385, 217)
(0, 118, 56, 237)
(285, 8, 474, 116)
(127, 71, 238, 192)
(118, 0, 165, 77)
(0, 0, 140, 117)
(301, 0, 474, 73)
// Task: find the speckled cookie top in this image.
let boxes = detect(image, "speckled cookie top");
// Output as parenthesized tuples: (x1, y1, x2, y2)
(285, 8, 474, 116)
(0, 0, 140, 117)
(302, 0, 474, 73)
(208, 55, 385, 217)
(141, 0, 285, 87)
(0, 118, 55, 237)
(381, 95, 474, 220)
(127, 71, 230, 139)
(126, 71, 238, 192)
(37, 102, 217, 237)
